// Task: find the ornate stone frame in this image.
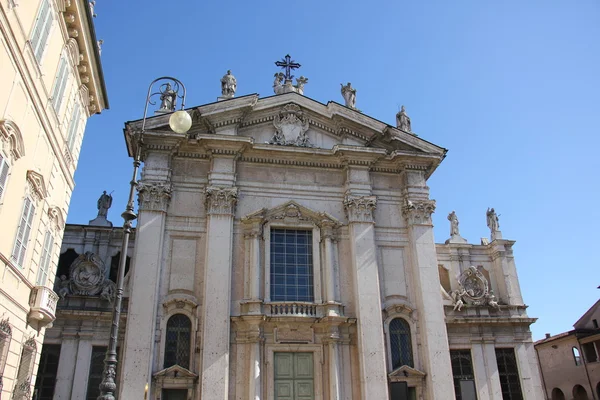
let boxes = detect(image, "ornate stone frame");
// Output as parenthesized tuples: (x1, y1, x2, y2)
(264, 343, 324, 400)
(0, 119, 25, 162)
(152, 364, 198, 400)
(383, 308, 419, 374)
(159, 295, 199, 373)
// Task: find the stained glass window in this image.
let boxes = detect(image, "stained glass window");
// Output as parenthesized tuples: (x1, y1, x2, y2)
(164, 314, 191, 369)
(495, 348, 523, 400)
(270, 229, 314, 302)
(390, 318, 413, 369)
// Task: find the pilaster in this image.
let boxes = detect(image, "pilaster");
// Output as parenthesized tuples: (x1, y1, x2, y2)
(471, 339, 503, 400)
(343, 191, 389, 399)
(54, 332, 78, 399)
(241, 216, 263, 314)
(120, 179, 172, 399)
(201, 183, 237, 400)
(490, 241, 523, 306)
(401, 167, 455, 399)
(70, 333, 93, 399)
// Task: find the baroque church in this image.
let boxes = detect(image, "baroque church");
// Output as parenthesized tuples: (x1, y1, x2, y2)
(35, 61, 543, 400)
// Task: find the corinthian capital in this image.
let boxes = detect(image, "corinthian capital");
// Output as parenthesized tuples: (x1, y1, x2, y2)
(402, 199, 436, 225)
(344, 195, 377, 223)
(137, 181, 172, 212)
(205, 186, 238, 216)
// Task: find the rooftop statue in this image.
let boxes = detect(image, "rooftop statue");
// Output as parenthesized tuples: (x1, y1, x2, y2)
(273, 54, 308, 95)
(340, 82, 356, 109)
(396, 105, 412, 132)
(220, 70, 237, 98)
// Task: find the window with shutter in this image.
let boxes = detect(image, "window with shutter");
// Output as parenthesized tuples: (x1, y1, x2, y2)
(11, 198, 36, 268)
(67, 103, 81, 152)
(36, 230, 54, 286)
(51, 55, 69, 113)
(0, 153, 9, 201)
(13, 339, 37, 399)
(31, 0, 53, 63)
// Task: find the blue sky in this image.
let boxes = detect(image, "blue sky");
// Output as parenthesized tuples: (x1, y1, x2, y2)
(69, 0, 600, 340)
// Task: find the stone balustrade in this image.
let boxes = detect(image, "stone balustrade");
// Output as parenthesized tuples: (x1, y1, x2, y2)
(267, 302, 318, 317)
(28, 286, 59, 328)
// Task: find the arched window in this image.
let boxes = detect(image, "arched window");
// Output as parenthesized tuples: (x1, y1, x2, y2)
(573, 384, 589, 400)
(389, 318, 413, 369)
(551, 388, 565, 400)
(573, 347, 582, 366)
(164, 314, 191, 369)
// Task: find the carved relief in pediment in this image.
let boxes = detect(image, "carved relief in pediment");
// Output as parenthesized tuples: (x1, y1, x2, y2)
(269, 104, 314, 147)
(57, 252, 116, 302)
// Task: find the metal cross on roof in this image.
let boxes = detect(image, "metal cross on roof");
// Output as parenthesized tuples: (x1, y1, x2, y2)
(275, 54, 301, 81)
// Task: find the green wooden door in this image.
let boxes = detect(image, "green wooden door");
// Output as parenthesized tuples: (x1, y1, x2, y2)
(274, 352, 314, 400)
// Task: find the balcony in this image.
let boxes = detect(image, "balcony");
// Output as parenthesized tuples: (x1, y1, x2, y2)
(28, 286, 59, 329)
(264, 302, 344, 319)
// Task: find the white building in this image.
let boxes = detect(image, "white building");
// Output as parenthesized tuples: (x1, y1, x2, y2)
(39, 71, 542, 400)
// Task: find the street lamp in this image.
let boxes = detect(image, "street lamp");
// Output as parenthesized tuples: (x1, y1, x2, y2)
(97, 77, 190, 400)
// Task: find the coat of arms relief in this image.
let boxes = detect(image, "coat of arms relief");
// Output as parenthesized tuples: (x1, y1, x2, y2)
(451, 266, 499, 311)
(269, 104, 314, 147)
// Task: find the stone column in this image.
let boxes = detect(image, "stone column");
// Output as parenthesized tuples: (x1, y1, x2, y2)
(53, 332, 78, 399)
(242, 215, 262, 313)
(491, 242, 523, 306)
(119, 181, 172, 399)
(344, 195, 389, 399)
(70, 333, 93, 399)
(200, 186, 237, 400)
(321, 221, 338, 305)
(402, 168, 455, 399)
(323, 323, 344, 400)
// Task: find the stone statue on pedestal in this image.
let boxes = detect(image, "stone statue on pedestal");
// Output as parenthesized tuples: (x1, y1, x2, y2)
(340, 82, 356, 109)
(486, 208, 502, 240)
(396, 105, 412, 132)
(448, 211, 459, 236)
(220, 70, 237, 98)
(158, 83, 176, 112)
(89, 190, 113, 227)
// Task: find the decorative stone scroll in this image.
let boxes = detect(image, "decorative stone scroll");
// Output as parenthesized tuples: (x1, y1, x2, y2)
(344, 195, 377, 223)
(450, 266, 499, 311)
(26, 170, 47, 202)
(137, 181, 172, 212)
(57, 252, 116, 302)
(205, 186, 238, 216)
(402, 199, 436, 225)
(269, 104, 314, 147)
(0, 119, 25, 160)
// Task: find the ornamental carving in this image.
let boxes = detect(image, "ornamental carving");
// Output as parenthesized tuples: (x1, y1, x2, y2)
(269, 104, 314, 147)
(0, 318, 11, 336)
(57, 252, 116, 302)
(402, 199, 436, 225)
(344, 195, 377, 223)
(137, 181, 172, 212)
(450, 266, 499, 311)
(47, 206, 65, 233)
(26, 170, 47, 202)
(0, 119, 25, 160)
(205, 186, 238, 215)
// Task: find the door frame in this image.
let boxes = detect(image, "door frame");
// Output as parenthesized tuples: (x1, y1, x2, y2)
(266, 344, 323, 400)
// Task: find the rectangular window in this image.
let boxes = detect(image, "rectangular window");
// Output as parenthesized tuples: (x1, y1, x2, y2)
(14, 341, 37, 397)
(86, 346, 106, 400)
(270, 229, 313, 302)
(450, 350, 477, 400)
(51, 55, 69, 113)
(12, 197, 36, 268)
(30, 0, 53, 62)
(36, 230, 54, 286)
(66, 103, 81, 152)
(0, 153, 9, 201)
(495, 348, 523, 400)
(33, 344, 61, 400)
(582, 342, 598, 363)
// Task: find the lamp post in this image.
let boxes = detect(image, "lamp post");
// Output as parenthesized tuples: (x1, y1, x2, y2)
(97, 77, 191, 400)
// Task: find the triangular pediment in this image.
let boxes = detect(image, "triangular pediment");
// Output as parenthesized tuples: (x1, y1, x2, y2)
(243, 200, 341, 227)
(574, 299, 600, 330)
(127, 92, 446, 157)
(388, 365, 427, 379)
(153, 364, 198, 379)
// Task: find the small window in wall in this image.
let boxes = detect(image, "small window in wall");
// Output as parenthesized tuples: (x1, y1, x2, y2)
(581, 342, 597, 363)
(451, 350, 477, 400)
(572, 347, 582, 366)
(36, 230, 54, 286)
(109, 252, 131, 283)
(390, 318, 413, 369)
(30, 0, 54, 62)
(438, 265, 451, 294)
(164, 314, 191, 369)
(495, 348, 523, 400)
(270, 229, 314, 302)
(0, 152, 10, 202)
(33, 344, 61, 400)
(86, 346, 106, 400)
(11, 197, 36, 268)
(593, 319, 598, 329)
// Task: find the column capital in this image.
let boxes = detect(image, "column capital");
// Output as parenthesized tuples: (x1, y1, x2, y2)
(402, 198, 436, 226)
(344, 195, 377, 223)
(137, 181, 172, 213)
(205, 186, 238, 216)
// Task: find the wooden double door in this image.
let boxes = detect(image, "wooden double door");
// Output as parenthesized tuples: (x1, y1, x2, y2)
(274, 352, 314, 400)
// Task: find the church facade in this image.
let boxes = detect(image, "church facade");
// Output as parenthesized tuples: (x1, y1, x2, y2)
(40, 70, 542, 400)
